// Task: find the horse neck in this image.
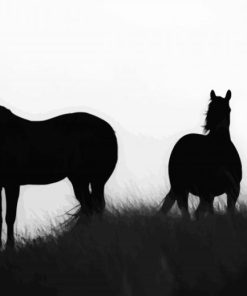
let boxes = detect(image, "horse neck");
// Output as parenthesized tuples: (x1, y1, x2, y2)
(208, 126, 231, 142)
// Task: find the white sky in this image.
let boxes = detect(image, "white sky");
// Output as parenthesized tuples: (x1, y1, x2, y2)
(0, 0, 247, 236)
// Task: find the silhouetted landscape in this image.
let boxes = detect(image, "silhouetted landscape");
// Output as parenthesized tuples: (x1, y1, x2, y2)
(1, 0, 247, 294)
(1, 202, 247, 296)
(1, 91, 244, 295)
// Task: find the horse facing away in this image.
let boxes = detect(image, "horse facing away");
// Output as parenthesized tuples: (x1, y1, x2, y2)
(0, 106, 118, 248)
(160, 90, 242, 218)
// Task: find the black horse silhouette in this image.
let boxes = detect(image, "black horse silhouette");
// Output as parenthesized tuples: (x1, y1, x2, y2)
(0, 106, 118, 247)
(160, 90, 242, 218)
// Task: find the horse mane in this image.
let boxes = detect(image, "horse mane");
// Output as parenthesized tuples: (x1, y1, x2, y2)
(203, 96, 229, 134)
(203, 99, 214, 134)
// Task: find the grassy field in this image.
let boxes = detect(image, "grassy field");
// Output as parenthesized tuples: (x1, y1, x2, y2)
(1, 204, 247, 296)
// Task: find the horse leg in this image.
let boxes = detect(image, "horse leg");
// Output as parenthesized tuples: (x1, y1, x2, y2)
(160, 189, 176, 214)
(226, 183, 240, 216)
(223, 171, 240, 215)
(176, 191, 190, 218)
(5, 185, 20, 248)
(90, 177, 106, 214)
(69, 175, 93, 215)
(195, 197, 214, 219)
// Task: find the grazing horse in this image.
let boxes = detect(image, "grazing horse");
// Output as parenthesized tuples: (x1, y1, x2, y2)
(0, 106, 118, 247)
(160, 90, 242, 218)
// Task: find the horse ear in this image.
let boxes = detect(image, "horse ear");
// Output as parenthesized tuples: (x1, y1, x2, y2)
(210, 90, 216, 99)
(225, 90, 231, 101)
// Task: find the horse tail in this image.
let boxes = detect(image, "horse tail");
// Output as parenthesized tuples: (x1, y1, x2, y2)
(160, 190, 176, 214)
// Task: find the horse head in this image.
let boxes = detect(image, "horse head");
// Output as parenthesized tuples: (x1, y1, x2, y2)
(204, 90, 232, 134)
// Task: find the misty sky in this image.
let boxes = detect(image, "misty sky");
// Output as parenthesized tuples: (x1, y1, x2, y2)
(0, 0, 247, 236)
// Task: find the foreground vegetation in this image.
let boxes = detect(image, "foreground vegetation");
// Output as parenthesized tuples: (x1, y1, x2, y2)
(1, 204, 247, 295)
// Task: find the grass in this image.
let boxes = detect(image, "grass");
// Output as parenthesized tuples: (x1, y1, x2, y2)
(1, 204, 247, 295)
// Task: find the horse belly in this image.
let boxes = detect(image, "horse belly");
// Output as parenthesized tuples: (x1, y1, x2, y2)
(0, 149, 70, 185)
(25, 154, 69, 183)
(1, 163, 68, 186)
(20, 172, 67, 185)
(189, 174, 226, 196)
